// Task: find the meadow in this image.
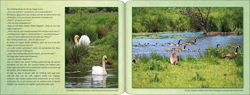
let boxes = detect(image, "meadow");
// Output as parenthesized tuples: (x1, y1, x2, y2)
(65, 8, 118, 71)
(133, 45, 243, 88)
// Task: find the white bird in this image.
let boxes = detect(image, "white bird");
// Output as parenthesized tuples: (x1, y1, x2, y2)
(92, 55, 108, 75)
(74, 35, 91, 47)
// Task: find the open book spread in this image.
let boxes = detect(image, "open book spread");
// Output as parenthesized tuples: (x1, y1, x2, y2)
(0, 0, 249, 95)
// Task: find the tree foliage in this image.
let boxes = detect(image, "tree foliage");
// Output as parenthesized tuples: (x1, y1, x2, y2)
(132, 7, 243, 34)
(179, 7, 210, 32)
(65, 7, 118, 14)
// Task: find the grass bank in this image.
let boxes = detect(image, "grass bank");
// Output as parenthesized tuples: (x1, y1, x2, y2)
(65, 8, 118, 71)
(133, 45, 243, 88)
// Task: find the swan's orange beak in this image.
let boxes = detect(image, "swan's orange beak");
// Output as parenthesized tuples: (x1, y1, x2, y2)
(104, 58, 108, 63)
(77, 37, 80, 41)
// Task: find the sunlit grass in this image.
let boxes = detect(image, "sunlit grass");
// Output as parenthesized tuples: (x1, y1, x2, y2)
(133, 45, 243, 88)
(65, 10, 118, 70)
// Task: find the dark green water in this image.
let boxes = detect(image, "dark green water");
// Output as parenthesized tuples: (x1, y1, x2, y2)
(65, 67, 118, 88)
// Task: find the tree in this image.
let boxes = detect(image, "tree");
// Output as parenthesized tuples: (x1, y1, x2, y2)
(179, 7, 210, 32)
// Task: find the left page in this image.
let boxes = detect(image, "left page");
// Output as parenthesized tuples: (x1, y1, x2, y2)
(0, 0, 124, 94)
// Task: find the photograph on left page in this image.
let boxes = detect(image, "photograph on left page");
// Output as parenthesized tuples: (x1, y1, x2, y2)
(65, 7, 118, 88)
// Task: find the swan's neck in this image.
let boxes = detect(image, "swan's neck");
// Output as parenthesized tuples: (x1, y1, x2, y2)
(74, 37, 78, 44)
(102, 59, 107, 75)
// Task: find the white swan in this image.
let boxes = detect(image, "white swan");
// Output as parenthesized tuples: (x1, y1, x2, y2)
(74, 35, 91, 47)
(92, 55, 107, 75)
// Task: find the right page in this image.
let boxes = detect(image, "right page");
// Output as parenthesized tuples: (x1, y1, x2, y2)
(125, 0, 249, 94)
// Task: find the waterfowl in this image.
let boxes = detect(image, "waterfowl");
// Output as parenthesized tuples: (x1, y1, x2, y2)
(92, 55, 108, 75)
(163, 49, 173, 52)
(221, 45, 241, 59)
(206, 44, 220, 50)
(178, 42, 186, 46)
(170, 53, 179, 65)
(168, 39, 182, 46)
(133, 43, 140, 47)
(186, 38, 197, 45)
(217, 44, 220, 48)
(138, 43, 146, 47)
(132, 59, 140, 64)
(191, 48, 200, 52)
(172, 45, 186, 52)
(180, 49, 189, 52)
(159, 42, 166, 46)
(74, 35, 91, 47)
(150, 43, 157, 46)
(146, 43, 150, 46)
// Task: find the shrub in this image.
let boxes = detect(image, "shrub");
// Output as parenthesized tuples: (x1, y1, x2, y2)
(65, 41, 89, 65)
(235, 28, 243, 35)
(96, 25, 110, 39)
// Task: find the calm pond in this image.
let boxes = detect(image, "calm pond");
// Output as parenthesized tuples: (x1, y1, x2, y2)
(132, 32, 243, 59)
(65, 67, 118, 88)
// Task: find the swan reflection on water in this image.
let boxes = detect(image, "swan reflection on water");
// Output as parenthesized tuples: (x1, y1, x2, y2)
(65, 55, 117, 88)
(92, 75, 107, 88)
(65, 68, 117, 88)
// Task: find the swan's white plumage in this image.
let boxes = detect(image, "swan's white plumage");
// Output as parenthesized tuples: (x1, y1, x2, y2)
(92, 66, 103, 74)
(92, 55, 107, 75)
(75, 35, 91, 46)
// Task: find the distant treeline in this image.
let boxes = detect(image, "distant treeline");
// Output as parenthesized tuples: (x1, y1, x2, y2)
(133, 8, 243, 34)
(65, 7, 118, 14)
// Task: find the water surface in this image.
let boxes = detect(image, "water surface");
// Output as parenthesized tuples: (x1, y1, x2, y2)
(65, 67, 118, 88)
(132, 32, 243, 59)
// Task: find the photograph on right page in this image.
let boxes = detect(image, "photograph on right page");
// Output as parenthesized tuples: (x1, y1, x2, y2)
(132, 7, 243, 88)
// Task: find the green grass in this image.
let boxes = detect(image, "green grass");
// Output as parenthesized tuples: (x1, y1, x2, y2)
(65, 8, 118, 70)
(133, 45, 243, 88)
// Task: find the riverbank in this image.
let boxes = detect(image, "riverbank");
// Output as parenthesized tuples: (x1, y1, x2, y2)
(65, 9, 118, 70)
(133, 31, 203, 39)
(203, 31, 235, 36)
